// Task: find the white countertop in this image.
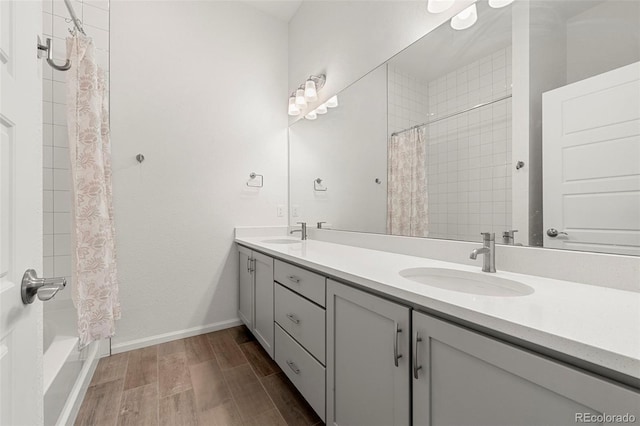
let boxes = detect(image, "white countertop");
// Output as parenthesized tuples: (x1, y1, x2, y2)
(236, 236, 640, 382)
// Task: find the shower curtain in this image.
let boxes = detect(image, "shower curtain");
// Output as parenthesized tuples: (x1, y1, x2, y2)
(66, 34, 120, 347)
(387, 127, 428, 237)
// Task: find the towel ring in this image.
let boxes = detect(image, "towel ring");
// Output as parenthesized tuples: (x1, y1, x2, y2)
(37, 37, 71, 71)
(247, 172, 263, 188)
(313, 178, 327, 192)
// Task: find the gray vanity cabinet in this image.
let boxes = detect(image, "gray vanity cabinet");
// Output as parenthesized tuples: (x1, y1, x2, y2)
(326, 279, 411, 426)
(238, 246, 274, 357)
(412, 311, 640, 426)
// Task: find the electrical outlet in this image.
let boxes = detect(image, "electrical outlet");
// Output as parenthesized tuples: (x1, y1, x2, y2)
(277, 205, 285, 217)
(292, 205, 300, 217)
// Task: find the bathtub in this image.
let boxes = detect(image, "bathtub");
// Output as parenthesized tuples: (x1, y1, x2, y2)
(44, 302, 106, 426)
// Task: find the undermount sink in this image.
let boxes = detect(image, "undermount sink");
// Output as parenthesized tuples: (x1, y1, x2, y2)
(399, 267, 534, 297)
(261, 238, 301, 244)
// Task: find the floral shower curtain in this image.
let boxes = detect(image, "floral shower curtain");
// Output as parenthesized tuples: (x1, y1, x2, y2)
(386, 126, 428, 237)
(66, 34, 120, 347)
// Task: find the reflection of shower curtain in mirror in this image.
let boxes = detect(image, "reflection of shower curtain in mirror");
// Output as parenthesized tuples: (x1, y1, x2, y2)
(67, 34, 120, 347)
(387, 127, 428, 237)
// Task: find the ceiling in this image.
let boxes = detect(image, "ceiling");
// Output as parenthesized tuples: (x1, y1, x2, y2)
(243, 0, 303, 22)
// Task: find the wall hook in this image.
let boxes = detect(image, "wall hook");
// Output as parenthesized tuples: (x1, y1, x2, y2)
(375, 178, 382, 184)
(314, 178, 327, 192)
(516, 160, 525, 170)
(247, 172, 264, 188)
(136, 154, 145, 163)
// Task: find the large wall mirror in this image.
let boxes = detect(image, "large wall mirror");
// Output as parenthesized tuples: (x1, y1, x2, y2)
(289, 0, 640, 256)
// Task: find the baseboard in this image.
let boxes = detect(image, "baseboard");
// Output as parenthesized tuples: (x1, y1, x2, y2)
(110, 318, 243, 354)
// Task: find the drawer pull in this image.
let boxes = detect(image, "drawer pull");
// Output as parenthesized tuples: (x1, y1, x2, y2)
(287, 275, 301, 284)
(286, 313, 300, 324)
(286, 360, 300, 374)
(413, 332, 423, 379)
(394, 322, 403, 367)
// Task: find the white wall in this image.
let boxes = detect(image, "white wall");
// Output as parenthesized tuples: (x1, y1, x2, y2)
(289, 65, 388, 234)
(288, 0, 476, 122)
(110, 1, 288, 350)
(42, 0, 110, 309)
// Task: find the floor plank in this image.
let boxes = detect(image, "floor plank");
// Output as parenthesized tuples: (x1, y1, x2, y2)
(185, 334, 216, 366)
(75, 379, 124, 426)
(189, 359, 231, 412)
(261, 373, 321, 426)
(157, 339, 186, 357)
(243, 408, 288, 426)
(197, 399, 244, 426)
(207, 330, 248, 370)
(90, 353, 129, 387)
(240, 341, 279, 377)
(223, 364, 275, 421)
(118, 383, 158, 426)
(227, 325, 255, 345)
(158, 390, 198, 426)
(124, 345, 158, 391)
(158, 352, 192, 398)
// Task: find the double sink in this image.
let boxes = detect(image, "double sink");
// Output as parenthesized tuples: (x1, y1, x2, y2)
(260, 238, 534, 297)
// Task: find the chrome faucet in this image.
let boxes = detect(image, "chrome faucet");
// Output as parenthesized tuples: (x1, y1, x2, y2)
(502, 229, 518, 245)
(470, 233, 496, 273)
(289, 222, 307, 240)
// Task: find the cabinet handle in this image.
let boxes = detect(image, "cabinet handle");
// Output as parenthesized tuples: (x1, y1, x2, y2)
(287, 275, 300, 284)
(286, 360, 300, 374)
(394, 322, 403, 367)
(246, 257, 250, 273)
(251, 258, 256, 273)
(286, 313, 300, 324)
(413, 332, 423, 379)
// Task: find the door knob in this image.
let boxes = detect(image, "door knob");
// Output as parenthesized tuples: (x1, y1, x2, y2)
(546, 228, 568, 238)
(21, 269, 66, 304)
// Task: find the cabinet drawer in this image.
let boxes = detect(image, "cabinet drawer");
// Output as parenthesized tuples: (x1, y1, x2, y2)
(274, 260, 325, 307)
(275, 325, 326, 422)
(275, 284, 325, 364)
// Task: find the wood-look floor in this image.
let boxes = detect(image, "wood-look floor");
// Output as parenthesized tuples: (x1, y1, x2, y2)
(75, 326, 323, 426)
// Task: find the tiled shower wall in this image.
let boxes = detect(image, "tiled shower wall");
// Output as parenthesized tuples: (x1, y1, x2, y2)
(42, 0, 109, 302)
(388, 46, 513, 243)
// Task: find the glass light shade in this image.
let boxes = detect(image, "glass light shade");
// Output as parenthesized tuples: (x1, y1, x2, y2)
(427, 0, 454, 14)
(295, 88, 307, 108)
(305, 111, 318, 120)
(450, 4, 478, 31)
(326, 95, 339, 108)
(315, 103, 328, 114)
(488, 0, 514, 8)
(304, 79, 318, 102)
(288, 96, 300, 116)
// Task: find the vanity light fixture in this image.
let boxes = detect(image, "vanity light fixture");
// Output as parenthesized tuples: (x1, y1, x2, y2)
(288, 95, 301, 116)
(295, 88, 307, 108)
(427, 0, 454, 14)
(326, 95, 339, 108)
(488, 0, 514, 8)
(305, 78, 319, 102)
(315, 103, 328, 114)
(450, 3, 478, 30)
(305, 111, 318, 120)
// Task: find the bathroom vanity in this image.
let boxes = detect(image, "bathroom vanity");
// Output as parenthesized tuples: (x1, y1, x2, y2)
(236, 235, 640, 425)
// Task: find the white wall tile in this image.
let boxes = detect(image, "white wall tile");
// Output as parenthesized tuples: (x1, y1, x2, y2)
(53, 212, 71, 234)
(54, 234, 71, 256)
(44, 190, 54, 212)
(44, 235, 54, 257)
(43, 256, 54, 277)
(83, 4, 109, 30)
(53, 125, 68, 147)
(44, 212, 54, 235)
(53, 147, 70, 170)
(53, 169, 71, 191)
(43, 145, 53, 168)
(53, 255, 72, 277)
(53, 191, 71, 212)
(43, 168, 54, 190)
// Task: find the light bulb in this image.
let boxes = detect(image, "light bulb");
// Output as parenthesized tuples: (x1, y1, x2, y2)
(325, 95, 339, 108)
(488, 0, 514, 8)
(295, 88, 307, 108)
(304, 79, 318, 102)
(450, 4, 478, 31)
(315, 103, 328, 114)
(305, 111, 318, 120)
(427, 0, 454, 14)
(288, 96, 300, 116)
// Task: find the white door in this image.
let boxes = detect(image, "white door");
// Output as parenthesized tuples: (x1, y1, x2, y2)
(0, 1, 44, 425)
(542, 62, 640, 255)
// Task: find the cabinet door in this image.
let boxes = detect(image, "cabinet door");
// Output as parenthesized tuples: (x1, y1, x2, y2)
(412, 311, 640, 426)
(238, 246, 253, 329)
(327, 279, 410, 426)
(252, 251, 274, 357)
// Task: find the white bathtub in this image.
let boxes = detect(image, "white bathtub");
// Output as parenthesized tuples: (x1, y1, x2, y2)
(44, 303, 105, 426)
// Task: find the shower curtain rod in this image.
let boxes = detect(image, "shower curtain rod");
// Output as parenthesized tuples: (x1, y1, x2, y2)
(391, 93, 512, 137)
(63, 0, 86, 35)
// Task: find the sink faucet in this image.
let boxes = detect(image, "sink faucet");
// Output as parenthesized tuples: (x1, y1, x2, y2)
(289, 222, 307, 240)
(470, 232, 496, 273)
(502, 229, 518, 245)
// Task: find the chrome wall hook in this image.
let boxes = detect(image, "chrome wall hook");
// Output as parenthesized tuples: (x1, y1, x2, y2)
(37, 36, 71, 71)
(136, 154, 145, 163)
